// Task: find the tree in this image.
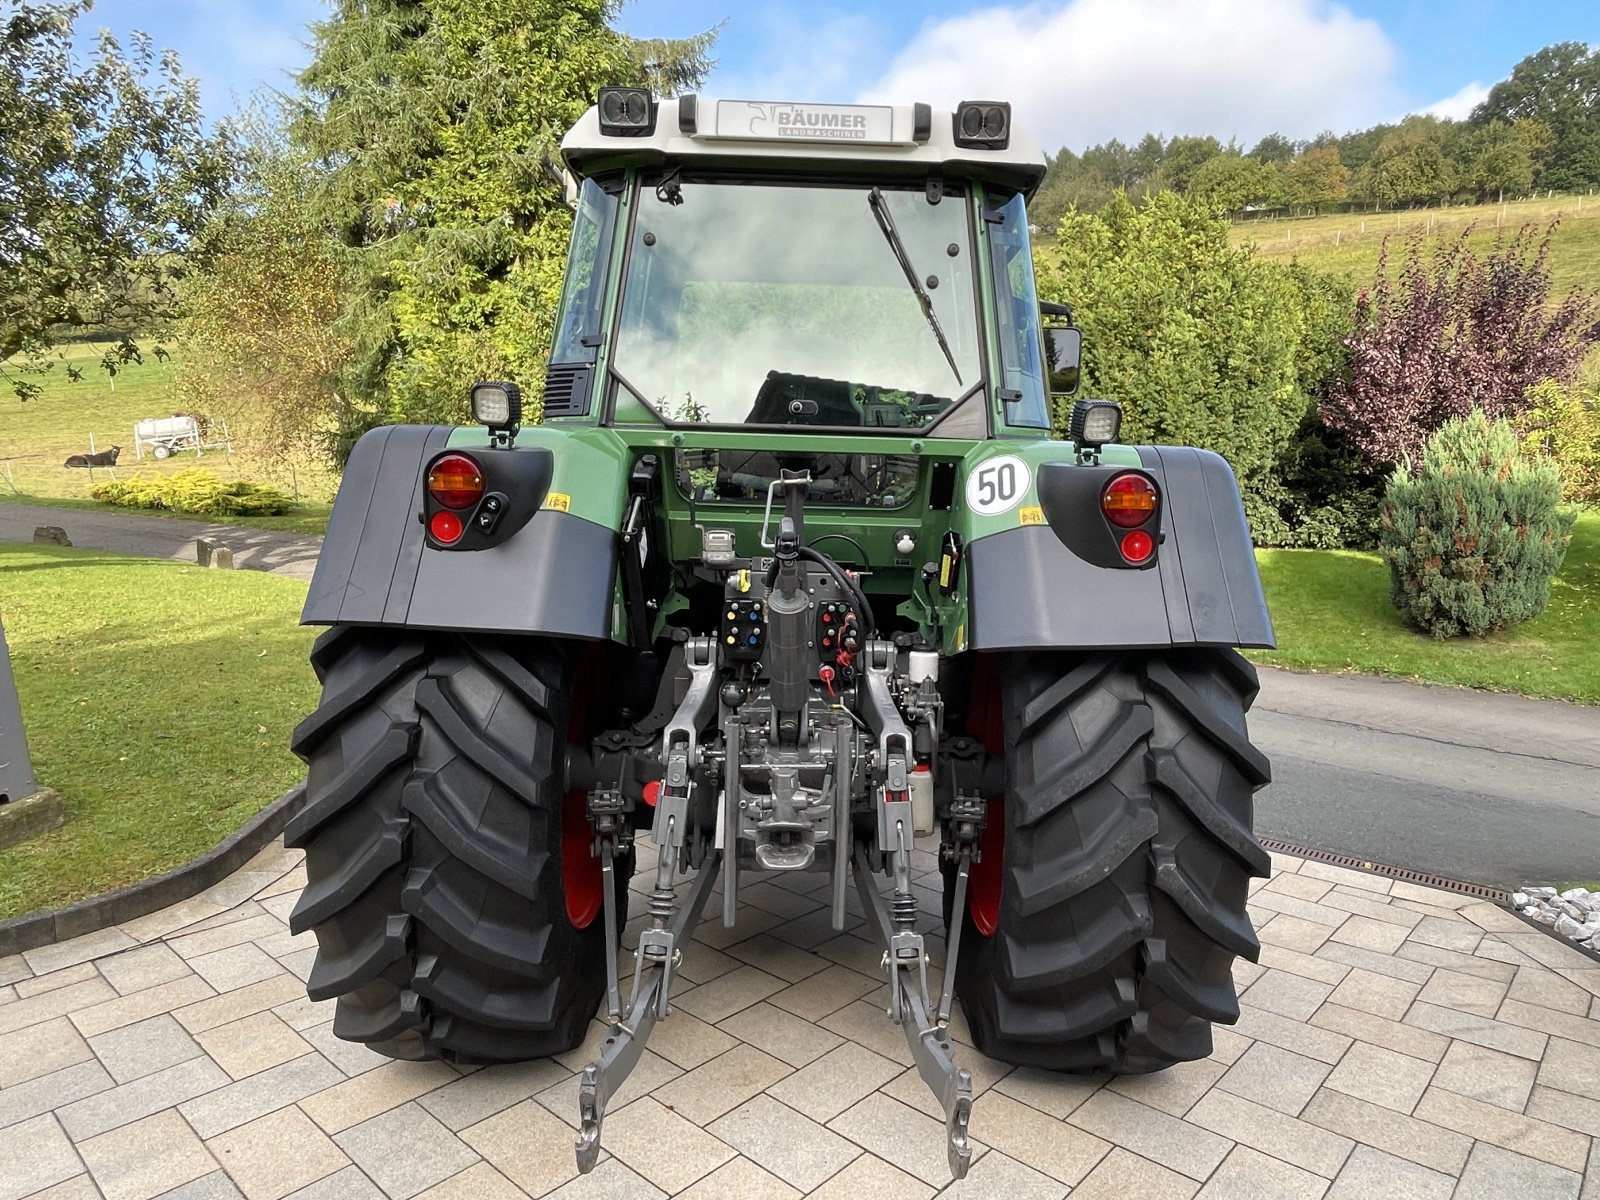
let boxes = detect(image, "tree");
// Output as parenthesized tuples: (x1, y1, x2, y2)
(1, 1, 233, 400)
(1354, 121, 1457, 207)
(1336, 122, 1394, 176)
(1187, 153, 1283, 216)
(1283, 146, 1351, 213)
(178, 113, 357, 465)
(1131, 133, 1166, 188)
(1249, 132, 1297, 164)
(1472, 43, 1600, 191)
(1460, 119, 1537, 202)
(1161, 134, 1224, 193)
(286, 0, 714, 448)
(1321, 222, 1599, 467)
(1081, 138, 1138, 190)
(1030, 149, 1114, 230)
(1036, 191, 1315, 490)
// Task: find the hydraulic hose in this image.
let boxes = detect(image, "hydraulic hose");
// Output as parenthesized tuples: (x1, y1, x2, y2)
(798, 545, 876, 636)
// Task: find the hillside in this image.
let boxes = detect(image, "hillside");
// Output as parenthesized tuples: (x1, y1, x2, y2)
(1234, 194, 1600, 298)
(1, 341, 337, 512)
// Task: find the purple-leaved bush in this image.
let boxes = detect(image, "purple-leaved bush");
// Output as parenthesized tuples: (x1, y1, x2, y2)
(1322, 221, 1598, 467)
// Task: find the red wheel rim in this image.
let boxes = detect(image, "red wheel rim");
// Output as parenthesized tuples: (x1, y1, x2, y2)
(562, 650, 605, 930)
(966, 654, 1005, 937)
(562, 787, 603, 929)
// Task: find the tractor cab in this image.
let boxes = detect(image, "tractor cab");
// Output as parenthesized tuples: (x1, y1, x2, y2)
(544, 92, 1063, 439)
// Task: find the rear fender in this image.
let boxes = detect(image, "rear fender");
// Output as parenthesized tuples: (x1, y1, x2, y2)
(302, 425, 627, 639)
(962, 445, 1274, 651)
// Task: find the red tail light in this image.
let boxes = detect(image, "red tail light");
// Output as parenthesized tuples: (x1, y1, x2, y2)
(1101, 473, 1158, 528)
(429, 510, 464, 544)
(1120, 529, 1154, 563)
(427, 453, 484, 509)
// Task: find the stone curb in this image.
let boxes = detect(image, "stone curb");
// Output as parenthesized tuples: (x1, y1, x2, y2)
(1510, 903, 1600, 966)
(0, 782, 305, 958)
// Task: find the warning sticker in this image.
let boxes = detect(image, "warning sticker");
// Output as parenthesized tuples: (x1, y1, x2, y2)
(544, 492, 571, 512)
(1018, 506, 1045, 526)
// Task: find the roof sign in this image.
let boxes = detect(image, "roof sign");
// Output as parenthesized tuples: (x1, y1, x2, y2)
(707, 101, 905, 146)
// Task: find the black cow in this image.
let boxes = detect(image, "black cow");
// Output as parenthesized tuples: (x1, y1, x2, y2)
(63, 446, 121, 468)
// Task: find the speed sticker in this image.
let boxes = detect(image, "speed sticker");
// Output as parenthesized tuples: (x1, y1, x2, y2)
(965, 455, 1031, 516)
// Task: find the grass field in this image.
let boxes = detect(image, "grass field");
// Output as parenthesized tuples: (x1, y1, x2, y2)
(1251, 510, 1599, 704)
(0, 543, 317, 919)
(1, 341, 338, 527)
(1234, 193, 1600, 297)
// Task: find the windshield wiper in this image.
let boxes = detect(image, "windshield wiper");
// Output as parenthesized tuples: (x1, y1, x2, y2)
(867, 187, 962, 386)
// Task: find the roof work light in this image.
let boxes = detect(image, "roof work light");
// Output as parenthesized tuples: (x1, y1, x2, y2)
(598, 87, 656, 136)
(953, 100, 1011, 149)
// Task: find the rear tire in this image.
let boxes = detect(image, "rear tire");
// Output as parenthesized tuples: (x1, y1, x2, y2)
(948, 649, 1270, 1073)
(286, 626, 628, 1063)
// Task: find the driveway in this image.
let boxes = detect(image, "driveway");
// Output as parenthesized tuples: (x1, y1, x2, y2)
(2, 836, 1598, 1198)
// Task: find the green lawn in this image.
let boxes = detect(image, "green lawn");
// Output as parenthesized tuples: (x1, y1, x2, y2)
(0, 543, 317, 919)
(1, 340, 337, 530)
(1251, 510, 1600, 703)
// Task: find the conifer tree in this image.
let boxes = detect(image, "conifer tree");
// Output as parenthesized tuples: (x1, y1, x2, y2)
(290, 0, 714, 447)
(1381, 413, 1574, 638)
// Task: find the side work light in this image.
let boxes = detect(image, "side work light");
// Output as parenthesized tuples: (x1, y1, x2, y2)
(953, 100, 1011, 149)
(598, 86, 656, 137)
(471, 380, 522, 442)
(1069, 398, 1122, 450)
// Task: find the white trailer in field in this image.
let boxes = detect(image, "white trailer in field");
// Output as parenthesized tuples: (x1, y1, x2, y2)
(132, 416, 233, 460)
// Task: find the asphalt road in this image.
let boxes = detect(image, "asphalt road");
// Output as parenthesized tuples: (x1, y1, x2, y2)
(1251, 668, 1600, 889)
(2, 501, 1595, 887)
(0, 501, 322, 580)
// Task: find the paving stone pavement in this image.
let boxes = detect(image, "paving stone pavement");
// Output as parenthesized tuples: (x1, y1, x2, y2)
(3, 838, 1599, 1199)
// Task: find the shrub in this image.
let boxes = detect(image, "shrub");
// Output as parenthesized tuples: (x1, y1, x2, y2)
(90, 469, 294, 517)
(1245, 265, 1382, 549)
(1520, 379, 1600, 507)
(1037, 192, 1310, 492)
(1246, 414, 1386, 549)
(1381, 412, 1575, 638)
(1323, 222, 1598, 468)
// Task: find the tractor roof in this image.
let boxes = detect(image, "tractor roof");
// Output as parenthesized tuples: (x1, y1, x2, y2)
(560, 96, 1048, 196)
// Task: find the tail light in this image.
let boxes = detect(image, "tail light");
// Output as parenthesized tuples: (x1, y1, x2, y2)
(427, 453, 484, 509)
(1119, 529, 1154, 563)
(1101, 473, 1158, 528)
(429, 510, 464, 545)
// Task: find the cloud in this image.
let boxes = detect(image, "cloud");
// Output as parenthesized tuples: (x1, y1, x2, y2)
(704, 10, 894, 105)
(859, 0, 1402, 154)
(1421, 81, 1490, 122)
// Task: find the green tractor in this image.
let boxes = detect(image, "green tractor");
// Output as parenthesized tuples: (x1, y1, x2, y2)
(288, 91, 1274, 1178)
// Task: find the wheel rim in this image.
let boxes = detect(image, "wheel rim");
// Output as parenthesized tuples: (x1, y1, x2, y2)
(562, 787, 604, 929)
(561, 648, 605, 930)
(966, 654, 1005, 937)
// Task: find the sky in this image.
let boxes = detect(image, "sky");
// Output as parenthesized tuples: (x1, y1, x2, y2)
(74, 0, 1597, 154)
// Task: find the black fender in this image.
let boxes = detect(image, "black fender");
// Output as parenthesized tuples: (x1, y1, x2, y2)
(302, 425, 617, 639)
(967, 446, 1274, 651)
